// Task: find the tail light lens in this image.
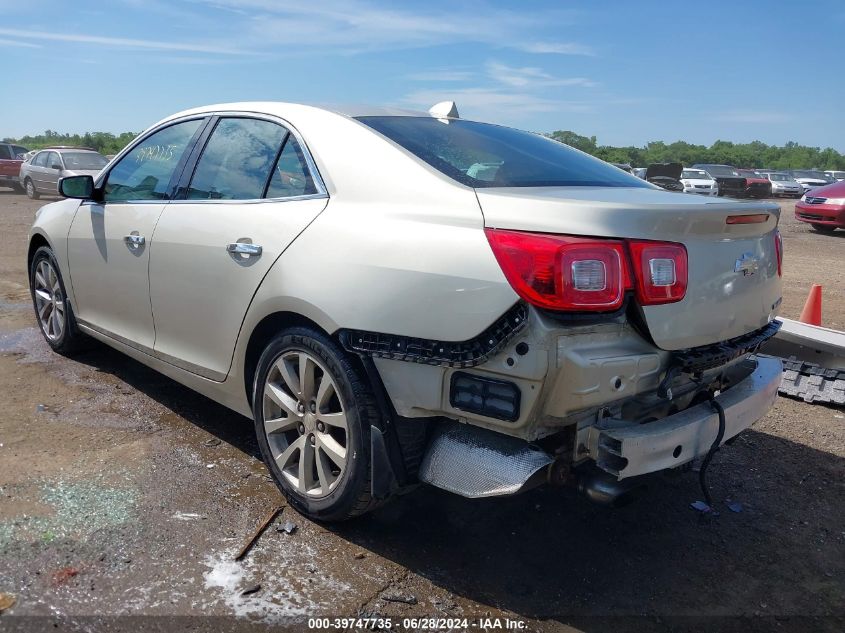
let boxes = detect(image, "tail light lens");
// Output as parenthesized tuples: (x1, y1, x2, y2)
(484, 229, 628, 311)
(485, 229, 688, 312)
(774, 229, 783, 277)
(627, 240, 688, 305)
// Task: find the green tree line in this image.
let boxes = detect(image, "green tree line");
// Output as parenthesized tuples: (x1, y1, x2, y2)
(548, 131, 845, 170)
(2, 130, 138, 156)
(5, 128, 844, 170)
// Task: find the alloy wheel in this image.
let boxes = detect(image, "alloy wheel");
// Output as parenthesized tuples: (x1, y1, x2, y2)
(33, 259, 65, 341)
(262, 350, 348, 497)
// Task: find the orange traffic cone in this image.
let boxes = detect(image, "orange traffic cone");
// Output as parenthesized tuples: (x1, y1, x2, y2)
(799, 284, 822, 326)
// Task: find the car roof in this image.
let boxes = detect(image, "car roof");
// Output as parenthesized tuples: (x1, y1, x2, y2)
(165, 101, 431, 123)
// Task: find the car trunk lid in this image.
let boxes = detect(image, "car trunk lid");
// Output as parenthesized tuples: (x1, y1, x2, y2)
(476, 186, 782, 350)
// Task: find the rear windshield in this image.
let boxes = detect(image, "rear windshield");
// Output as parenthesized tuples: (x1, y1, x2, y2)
(356, 116, 650, 188)
(791, 170, 827, 179)
(702, 165, 740, 177)
(62, 152, 109, 170)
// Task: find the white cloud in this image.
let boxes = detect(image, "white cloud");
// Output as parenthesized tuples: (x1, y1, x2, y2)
(519, 41, 596, 56)
(0, 28, 248, 55)
(0, 37, 41, 48)
(407, 70, 475, 82)
(486, 61, 596, 88)
(402, 88, 592, 124)
(713, 111, 792, 124)
(192, 0, 591, 56)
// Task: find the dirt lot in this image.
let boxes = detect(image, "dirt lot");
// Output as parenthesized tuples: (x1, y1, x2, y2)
(0, 192, 842, 631)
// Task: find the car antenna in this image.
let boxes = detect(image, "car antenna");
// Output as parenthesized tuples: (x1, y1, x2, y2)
(428, 101, 459, 121)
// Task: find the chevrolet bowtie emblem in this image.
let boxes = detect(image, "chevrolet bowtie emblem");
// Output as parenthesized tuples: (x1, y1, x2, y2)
(734, 252, 759, 276)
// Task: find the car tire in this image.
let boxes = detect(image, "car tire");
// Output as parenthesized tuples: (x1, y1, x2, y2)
(810, 224, 836, 233)
(252, 327, 379, 522)
(11, 182, 25, 194)
(29, 246, 87, 355)
(24, 178, 39, 200)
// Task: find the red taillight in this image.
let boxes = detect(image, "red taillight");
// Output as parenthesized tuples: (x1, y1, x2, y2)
(726, 213, 769, 224)
(627, 240, 688, 305)
(484, 229, 629, 311)
(485, 229, 688, 312)
(774, 229, 783, 277)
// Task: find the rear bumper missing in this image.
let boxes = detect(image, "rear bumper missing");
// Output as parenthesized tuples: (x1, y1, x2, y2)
(590, 356, 782, 480)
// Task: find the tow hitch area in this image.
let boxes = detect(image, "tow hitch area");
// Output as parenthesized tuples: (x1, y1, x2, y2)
(587, 356, 782, 480)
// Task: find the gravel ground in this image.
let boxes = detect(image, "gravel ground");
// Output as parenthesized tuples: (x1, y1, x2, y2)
(0, 191, 842, 632)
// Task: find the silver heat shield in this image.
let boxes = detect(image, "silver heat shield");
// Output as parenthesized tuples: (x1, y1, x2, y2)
(418, 423, 553, 498)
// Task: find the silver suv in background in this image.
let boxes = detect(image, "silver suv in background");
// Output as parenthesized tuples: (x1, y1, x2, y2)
(20, 147, 109, 199)
(764, 172, 803, 198)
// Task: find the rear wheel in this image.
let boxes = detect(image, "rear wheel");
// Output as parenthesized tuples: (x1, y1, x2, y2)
(29, 246, 87, 354)
(252, 327, 379, 521)
(11, 182, 24, 194)
(811, 223, 836, 233)
(25, 178, 39, 200)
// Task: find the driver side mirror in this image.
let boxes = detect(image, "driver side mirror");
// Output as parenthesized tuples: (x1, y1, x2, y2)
(59, 175, 95, 199)
(51, 163, 62, 170)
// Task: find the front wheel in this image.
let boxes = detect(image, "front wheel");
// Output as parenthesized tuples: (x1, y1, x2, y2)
(29, 246, 87, 354)
(252, 327, 380, 521)
(25, 178, 39, 200)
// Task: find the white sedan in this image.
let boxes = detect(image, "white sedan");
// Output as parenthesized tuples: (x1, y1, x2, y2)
(28, 102, 783, 520)
(679, 168, 718, 196)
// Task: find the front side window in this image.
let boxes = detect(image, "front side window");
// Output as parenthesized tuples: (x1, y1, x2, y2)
(265, 136, 318, 198)
(47, 152, 62, 169)
(187, 118, 287, 200)
(357, 116, 650, 189)
(33, 152, 48, 167)
(104, 119, 203, 202)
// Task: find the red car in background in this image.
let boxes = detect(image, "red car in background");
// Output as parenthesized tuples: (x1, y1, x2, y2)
(737, 169, 773, 198)
(795, 180, 845, 232)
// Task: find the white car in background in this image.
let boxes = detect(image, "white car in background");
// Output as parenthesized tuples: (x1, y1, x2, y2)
(825, 170, 845, 182)
(679, 168, 718, 196)
(765, 172, 803, 198)
(789, 170, 832, 193)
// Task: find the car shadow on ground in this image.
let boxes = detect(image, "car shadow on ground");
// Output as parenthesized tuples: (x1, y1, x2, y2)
(68, 340, 843, 625)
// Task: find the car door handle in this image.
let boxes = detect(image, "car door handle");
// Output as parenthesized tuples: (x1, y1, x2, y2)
(124, 234, 145, 248)
(226, 242, 262, 257)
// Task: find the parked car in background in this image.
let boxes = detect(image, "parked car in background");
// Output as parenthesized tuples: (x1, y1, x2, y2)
(28, 101, 784, 521)
(765, 172, 803, 198)
(632, 167, 647, 179)
(0, 142, 29, 192)
(788, 170, 832, 193)
(824, 170, 845, 182)
(795, 180, 845, 232)
(679, 168, 718, 196)
(611, 162, 633, 173)
(737, 169, 773, 199)
(691, 164, 746, 198)
(20, 148, 109, 199)
(644, 162, 685, 191)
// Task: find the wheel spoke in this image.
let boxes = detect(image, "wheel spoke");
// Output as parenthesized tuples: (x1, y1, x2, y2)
(265, 382, 299, 418)
(315, 449, 333, 495)
(299, 354, 315, 401)
(34, 270, 47, 289)
(317, 433, 346, 468)
(37, 299, 51, 320)
(275, 434, 305, 471)
(51, 308, 62, 337)
(298, 439, 316, 493)
(276, 357, 301, 398)
(319, 411, 347, 431)
(315, 374, 336, 411)
(264, 416, 298, 435)
(35, 289, 51, 303)
(54, 300, 64, 316)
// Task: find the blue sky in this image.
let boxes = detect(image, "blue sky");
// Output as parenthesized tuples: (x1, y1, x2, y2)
(1, 0, 844, 150)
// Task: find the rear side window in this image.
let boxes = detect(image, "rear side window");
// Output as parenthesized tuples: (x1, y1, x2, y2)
(0, 146, 10, 160)
(187, 118, 287, 200)
(12, 146, 27, 158)
(104, 119, 203, 202)
(357, 116, 650, 189)
(265, 136, 318, 198)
